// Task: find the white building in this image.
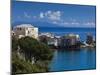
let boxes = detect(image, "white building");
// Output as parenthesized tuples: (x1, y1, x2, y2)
(39, 32, 54, 38)
(13, 24, 38, 39)
(11, 30, 15, 36)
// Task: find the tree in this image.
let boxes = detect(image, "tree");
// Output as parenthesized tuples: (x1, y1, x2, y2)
(33, 42, 53, 61)
(12, 36, 53, 74)
(18, 36, 38, 62)
(12, 52, 47, 74)
(39, 35, 48, 44)
(12, 36, 18, 51)
(18, 36, 53, 63)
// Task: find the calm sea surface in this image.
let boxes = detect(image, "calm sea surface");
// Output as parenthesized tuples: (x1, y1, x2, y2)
(40, 27, 96, 71)
(49, 48, 96, 71)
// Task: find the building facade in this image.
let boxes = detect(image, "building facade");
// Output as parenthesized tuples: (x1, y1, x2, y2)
(13, 24, 38, 39)
(39, 33, 60, 48)
(60, 34, 80, 49)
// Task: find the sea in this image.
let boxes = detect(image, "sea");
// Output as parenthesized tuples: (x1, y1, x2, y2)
(39, 27, 96, 72)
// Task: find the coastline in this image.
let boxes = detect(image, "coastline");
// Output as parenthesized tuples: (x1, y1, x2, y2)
(49, 45, 96, 50)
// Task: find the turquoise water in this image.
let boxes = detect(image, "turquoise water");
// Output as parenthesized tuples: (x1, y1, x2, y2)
(49, 48, 96, 72)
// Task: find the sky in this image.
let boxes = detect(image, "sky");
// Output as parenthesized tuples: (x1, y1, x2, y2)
(11, 1, 96, 28)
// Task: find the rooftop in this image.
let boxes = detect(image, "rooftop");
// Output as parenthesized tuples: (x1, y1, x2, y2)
(15, 24, 34, 28)
(62, 33, 80, 39)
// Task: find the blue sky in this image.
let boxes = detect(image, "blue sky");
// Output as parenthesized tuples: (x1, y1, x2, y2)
(11, 1, 96, 28)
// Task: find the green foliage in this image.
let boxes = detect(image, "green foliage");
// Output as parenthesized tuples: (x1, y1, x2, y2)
(39, 36, 48, 44)
(12, 36, 18, 51)
(12, 36, 53, 74)
(18, 36, 39, 62)
(33, 42, 53, 61)
(12, 52, 47, 74)
(18, 36, 53, 62)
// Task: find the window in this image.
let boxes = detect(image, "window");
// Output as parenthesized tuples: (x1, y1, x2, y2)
(19, 28, 21, 30)
(17, 27, 21, 30)
(28, 31, 30, 34)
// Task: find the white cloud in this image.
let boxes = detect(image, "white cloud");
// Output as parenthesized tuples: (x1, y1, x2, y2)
(84, 22, 95, 25)
(47, 11, 61, 21)
(49, 16, 81, 27)
(59, 19, 95, 27)
(40, 12, 44, 18)
(58, 19, 80, 27)
(22, 11, 95, 28)
(39, 10, 62, 21)
(24, 12, 31, 18)
(45, 11, 52, 16)
(39, 11, 83, 27)
(68, 21, 95, 27)
(71, 22, 80, 25)
(61, 22, 69, 25)
(83, 22, 95, 27)
(52, 21, 59, 24)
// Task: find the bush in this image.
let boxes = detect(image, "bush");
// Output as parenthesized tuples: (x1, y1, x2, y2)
(12, 52, 48, 74)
